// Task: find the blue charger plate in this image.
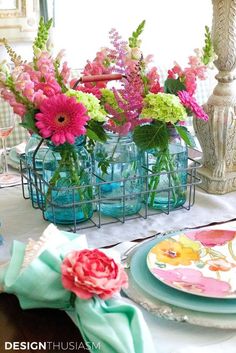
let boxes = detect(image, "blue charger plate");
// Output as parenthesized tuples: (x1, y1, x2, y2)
(130, 235, 236, 314)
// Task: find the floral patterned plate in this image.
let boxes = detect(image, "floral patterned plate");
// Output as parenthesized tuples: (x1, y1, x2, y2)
(147, 229, 236, 298)
(127, 234, 236, 314)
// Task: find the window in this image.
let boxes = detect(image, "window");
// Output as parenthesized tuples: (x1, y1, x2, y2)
(52, 0, 212, 69)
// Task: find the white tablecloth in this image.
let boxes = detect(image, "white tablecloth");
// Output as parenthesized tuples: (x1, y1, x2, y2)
(1, 185, 236, 255)
(1, 185, 236, 353)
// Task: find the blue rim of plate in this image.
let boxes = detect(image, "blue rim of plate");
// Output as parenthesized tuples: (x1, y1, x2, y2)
(129, 233, 236, 314)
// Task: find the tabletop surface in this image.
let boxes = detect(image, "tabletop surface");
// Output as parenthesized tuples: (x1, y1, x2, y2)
(1, 184, 236, 353)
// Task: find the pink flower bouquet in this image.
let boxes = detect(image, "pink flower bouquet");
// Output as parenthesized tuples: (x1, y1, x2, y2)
(0, 18, 108, 223)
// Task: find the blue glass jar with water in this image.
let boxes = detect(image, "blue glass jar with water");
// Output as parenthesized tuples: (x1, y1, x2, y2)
(42, 137, 93, 224)
(25, 134, 48, 207)
(146, 127, 188, 210)
(94, 132, 143, 217)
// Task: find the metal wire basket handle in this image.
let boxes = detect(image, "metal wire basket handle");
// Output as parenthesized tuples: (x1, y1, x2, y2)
(72, 73, 124, 89)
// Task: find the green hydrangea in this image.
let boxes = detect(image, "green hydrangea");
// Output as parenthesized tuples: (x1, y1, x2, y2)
(101, 88, 123, 113)
(141, 93, 187, 124)
(67, 90, 107, 122)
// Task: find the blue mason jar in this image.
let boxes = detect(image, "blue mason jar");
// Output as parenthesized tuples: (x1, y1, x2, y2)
(94, 132, 143, 217)
(42, 137, 93, 224)
(146, 127, 188, 210)
(25, 134, 48, 206)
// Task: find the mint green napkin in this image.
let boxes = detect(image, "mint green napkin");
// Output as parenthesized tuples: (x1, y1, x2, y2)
(0, 232, 155, 353)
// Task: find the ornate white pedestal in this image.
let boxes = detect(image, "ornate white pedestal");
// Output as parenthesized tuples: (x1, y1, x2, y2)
(194, 0, 236, 194)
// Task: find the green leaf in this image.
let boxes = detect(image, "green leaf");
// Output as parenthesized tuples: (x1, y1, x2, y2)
(98, 159, 110, 175)
(175, 125, 196, 147)
(133, 122, 169, 150)
(164, 78, 186, 95)
(20, 110, 39, 134)
(86, 120, 107, 143)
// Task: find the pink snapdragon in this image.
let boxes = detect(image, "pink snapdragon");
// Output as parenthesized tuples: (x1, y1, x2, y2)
(60, 61, 71, 84)
(167, 54, 208, 96)
(168, 64, 183, 79)
(15, 72, 32, 91)
(33, 90, 47, 107)
(96, 47, 116, 65)
(23, 64, 41, 83)
(184, 72, 197, 96)
(1, 89, 17, 105)
(36, 51, 55, 76)
(23, 81, 35, 101)
(83, 61, 110, 88)
(12, 102, 26, 116)
(83, 60, 105, 75)
(35, 76, 61, 97)
(1, 88, 26, 117)
(147, 67, 163, 94)
(55, 49, 66, 62)
(187, 55, 207, 80)
(70, 75, 103, 98)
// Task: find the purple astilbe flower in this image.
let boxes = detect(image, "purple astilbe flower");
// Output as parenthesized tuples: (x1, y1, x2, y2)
(109, 28, 128, 74)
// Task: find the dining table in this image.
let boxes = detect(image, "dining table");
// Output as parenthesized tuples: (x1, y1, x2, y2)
(1, 175, 236, 353)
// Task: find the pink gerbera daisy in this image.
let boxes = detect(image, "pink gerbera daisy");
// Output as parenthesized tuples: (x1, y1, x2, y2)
(35, 94, 89, 145)
(178, 90, 208, 121)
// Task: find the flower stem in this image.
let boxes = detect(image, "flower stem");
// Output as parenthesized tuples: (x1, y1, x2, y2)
(45, 147, 92, 220)
(148, 148, 185, 208)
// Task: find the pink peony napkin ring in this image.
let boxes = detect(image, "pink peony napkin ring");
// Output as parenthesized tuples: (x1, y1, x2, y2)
(61, 248, 128, 300)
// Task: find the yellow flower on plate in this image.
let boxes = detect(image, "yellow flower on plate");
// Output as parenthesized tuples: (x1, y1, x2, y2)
(151, 239, 200, 266)
(178, 234, 201, 252)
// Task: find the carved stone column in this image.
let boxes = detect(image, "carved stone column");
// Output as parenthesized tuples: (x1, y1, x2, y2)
(193, 0, 236, 194)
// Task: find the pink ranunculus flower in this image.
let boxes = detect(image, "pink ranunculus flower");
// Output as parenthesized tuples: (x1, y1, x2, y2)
(61, 249, 128, 300)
